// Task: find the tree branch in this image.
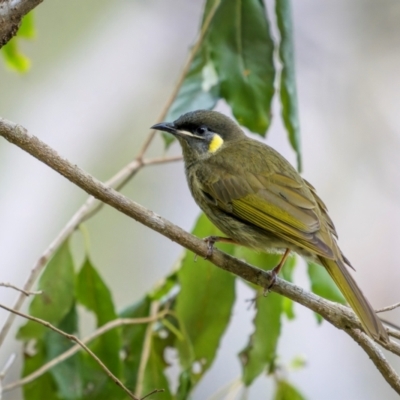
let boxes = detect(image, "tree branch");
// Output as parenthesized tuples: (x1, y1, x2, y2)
(1, 118, 400, 394)
(0, 0, 43, 48)
(0, 155, 180, 347)
(0, 282, 41, 297)
(0, 302, 142, 400)
(2, 311, 169, 392)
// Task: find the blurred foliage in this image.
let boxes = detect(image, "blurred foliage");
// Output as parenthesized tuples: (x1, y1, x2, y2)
(1, 12, 35, 72)
(165, 0, 302, 169)
(12, 0, 346, 399)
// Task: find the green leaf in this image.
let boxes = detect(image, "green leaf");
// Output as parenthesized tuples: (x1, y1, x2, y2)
(281, 255, 296, 320)
(163, 49, 220, 147)
(237, 251, 282, 386)
(307, 262, 346, 323)
(19, 12, 36, 38)
(150, 272, 178, 302)
(120, 297, 151, 390)
(2, 40, 31, 72)
(121, 297, 174, 399)
(276, 0, 302, 171)
(22, 339, 59, 400)
(141, 337, 173, 399)
(274, 380, 306, 400)
(207, 0, 275, 134)
(76, 258, 122, 376)
(175, 213, 236, 385)
(18, 240, 75, 340)
(1, 12, 35, 72)
(46, 304, 84, 399)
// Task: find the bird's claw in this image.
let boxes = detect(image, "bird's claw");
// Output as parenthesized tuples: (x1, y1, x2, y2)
(203, 236, 217, 259)
(264, 270, 278, 295)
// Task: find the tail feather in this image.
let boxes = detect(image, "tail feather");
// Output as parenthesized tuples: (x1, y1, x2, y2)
(318, 256, 388, 342)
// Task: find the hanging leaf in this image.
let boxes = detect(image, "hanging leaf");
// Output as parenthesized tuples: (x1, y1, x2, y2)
(163, 49, 220, 147)
(207, 0, 275, 134)
(175, 213, 236, 387)
(76, 258, 122, 376)
(22, 339, 59, 400)
(276, 0, 302, 170)
(236, 250, 283, 386)
(274, 379, 306, 400)
(45, 304, 84, 400)
(18, 240, 75, 340)
(1, 12, 35, 72)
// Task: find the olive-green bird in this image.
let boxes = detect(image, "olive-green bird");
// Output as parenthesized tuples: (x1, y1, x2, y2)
(152, 110, 388, 342)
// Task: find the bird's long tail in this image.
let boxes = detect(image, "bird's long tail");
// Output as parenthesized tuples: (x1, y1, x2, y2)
(318, 256, 388, 342)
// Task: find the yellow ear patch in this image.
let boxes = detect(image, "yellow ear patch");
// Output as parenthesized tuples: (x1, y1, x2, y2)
(208, 134, 224, 153)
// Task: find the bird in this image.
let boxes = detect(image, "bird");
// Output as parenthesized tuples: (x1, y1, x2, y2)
(151, 109, 388, 342)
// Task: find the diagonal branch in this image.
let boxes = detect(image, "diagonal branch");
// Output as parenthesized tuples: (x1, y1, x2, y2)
(0, 0, 43, 48)
(1, 118, 400, 394)
(0, 302, 141, 400)
(2, 311, 169, 392)
(0, 155, 180, 347)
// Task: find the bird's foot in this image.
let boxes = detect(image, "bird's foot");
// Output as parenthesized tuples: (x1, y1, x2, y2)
(203, 236, 218, 259)
(202, 236, 237, 259)
(264, 270, 278, 294)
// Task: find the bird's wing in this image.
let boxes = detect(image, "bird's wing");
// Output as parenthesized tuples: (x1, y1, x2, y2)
(202, 169, 336, 259)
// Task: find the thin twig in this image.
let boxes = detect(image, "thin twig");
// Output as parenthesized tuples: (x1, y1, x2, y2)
(387, 327, 400, 341)
(2, 311, 168, 393)
(135, 0, 221, 159)
(347, 328, 400, 393)
(0, 282, 42, 297)
(0, 156, 179, 347)
(0, 302, 140, 400)
(376, 302, 400, 314)
(141, 389, 165, 400)
(135, 301, 160, 398)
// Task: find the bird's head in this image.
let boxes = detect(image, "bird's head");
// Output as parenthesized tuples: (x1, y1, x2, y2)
(151, 110, 245, 163)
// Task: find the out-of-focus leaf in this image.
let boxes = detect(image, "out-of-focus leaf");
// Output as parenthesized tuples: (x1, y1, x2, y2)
(276, 0, 302, 171)
(237, 250, 283, 386)
(281, 255, 296, 320)
(150, 272, 178, 301)
(78, 353, 123, 400)
(175, 213, 236, 385)
(176, 371, 192, 400)
(18, 12, 36, 38)
(46, 304, 83, 399)
(120, 297, 151, 390)
(274, 379, 306, 400)
(163, 49, 220, 147)
(22, 339, 59, 400)
(18, 240, 75, 340)
(307, 261, 345, 323)
(122, 296, 174, 398)
(141, 335, 173, 399)
(290, 355, 307, 371)
(76, 258, 121, 376)
(1, 12, 35, 72)
(2, 40, 30, 72)
(207, 0, 275, 134)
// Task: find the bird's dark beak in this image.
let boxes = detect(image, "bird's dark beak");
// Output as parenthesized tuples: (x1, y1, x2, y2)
(151, 122, 177, 135)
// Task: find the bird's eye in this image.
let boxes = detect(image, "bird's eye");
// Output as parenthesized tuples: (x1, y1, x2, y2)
(196, 126, 207, 135)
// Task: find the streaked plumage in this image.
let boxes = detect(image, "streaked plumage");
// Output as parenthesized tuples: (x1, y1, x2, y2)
(152, 110, 388, 342)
